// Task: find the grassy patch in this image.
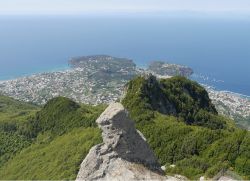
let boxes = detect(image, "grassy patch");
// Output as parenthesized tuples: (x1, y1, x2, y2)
(0, 127, 102, 180)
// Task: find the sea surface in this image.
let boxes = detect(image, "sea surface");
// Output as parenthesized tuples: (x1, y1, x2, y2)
(0, 15, 249, 96)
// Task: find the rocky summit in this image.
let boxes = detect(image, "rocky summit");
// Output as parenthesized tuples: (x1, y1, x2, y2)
(76, 103, 169, 181)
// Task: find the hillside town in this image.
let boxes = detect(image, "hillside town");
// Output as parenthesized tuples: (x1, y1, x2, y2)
(207, 87, 250, 118)
(206, 86, 250, 129)
(0, 67, 129, 105)
(0, 55, 191, 105)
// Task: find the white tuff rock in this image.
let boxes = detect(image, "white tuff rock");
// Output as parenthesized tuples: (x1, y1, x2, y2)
(76, 103, 175, 181)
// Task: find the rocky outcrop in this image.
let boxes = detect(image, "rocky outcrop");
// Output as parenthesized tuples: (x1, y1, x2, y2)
(76, 103, 170, 181)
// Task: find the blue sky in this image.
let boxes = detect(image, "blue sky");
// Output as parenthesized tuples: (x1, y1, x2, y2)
(0, 0, 250, 15)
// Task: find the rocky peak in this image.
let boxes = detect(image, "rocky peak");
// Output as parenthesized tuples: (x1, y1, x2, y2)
(96, 103, 161, 169)
(76, 103, 166, 180)
(140, 75, 177, 115)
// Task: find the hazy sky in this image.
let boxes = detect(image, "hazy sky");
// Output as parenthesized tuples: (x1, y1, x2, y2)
(0, 0, 250, 15)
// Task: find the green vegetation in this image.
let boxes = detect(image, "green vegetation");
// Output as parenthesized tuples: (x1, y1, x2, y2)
(123, 76, 224, 129)
(20, 97, 105, 138)
(147, 61, 193, 77)
(0, 132, 30, 166)
(0, 127, 101, 180)
(0, 95, 38, 122)
(0, 95, 39, 166)
(0, 96, 105, 180)
(0, 95, 39, 131)
(122, 76, 250, 179)
(234, 114, 250, 130)
(1, 76, 249, 180)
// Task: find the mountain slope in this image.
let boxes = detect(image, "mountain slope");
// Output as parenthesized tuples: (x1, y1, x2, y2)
(0, 96, 105, 180)
(0, 127, 101, 180)
(123, 75, 222, 129)
(0, 76, 249, 180)
(122, 75, 250, 179)
(0, 95, 40, 167)
(22, 97, 105, 137)
(0, 94, 39, 125)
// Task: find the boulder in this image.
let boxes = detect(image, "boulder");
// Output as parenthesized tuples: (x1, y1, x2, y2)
(76, 103, 169, 181)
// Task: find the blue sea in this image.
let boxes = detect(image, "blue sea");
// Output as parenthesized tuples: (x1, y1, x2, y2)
(0, 14, 249, 96)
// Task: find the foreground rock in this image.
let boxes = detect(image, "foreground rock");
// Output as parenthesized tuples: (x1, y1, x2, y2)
(76, 103, 175, 181)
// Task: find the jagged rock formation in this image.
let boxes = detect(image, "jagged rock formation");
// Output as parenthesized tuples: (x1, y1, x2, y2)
(76, 103, 170, 181)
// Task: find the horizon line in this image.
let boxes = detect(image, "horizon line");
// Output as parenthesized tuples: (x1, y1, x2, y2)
(1, 10, 250, 16)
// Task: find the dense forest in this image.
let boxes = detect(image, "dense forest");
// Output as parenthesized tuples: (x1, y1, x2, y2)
(0, 76, 249, 180)
(0, 96, 104, 179)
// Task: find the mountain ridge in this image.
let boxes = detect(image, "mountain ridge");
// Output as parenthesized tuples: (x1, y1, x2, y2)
(122, 75, 249, 179)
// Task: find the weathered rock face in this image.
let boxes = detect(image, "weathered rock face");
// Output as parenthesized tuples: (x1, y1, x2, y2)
(76, 103, 166, 181)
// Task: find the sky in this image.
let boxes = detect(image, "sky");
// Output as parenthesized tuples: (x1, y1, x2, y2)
(0, 0, 250, 15)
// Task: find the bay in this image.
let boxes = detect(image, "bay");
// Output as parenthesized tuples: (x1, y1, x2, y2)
(0, 15, 249, 95)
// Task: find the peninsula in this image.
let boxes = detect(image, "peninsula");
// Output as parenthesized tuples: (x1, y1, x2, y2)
(0, 55, 249, 129)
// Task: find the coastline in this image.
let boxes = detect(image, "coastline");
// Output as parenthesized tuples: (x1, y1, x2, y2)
(191, 74, 250, 98)
(0, 62, 249, 99)
(202, 83, 250, 100)
(0, 64, 70, 81)
(220, 90, 250, 100)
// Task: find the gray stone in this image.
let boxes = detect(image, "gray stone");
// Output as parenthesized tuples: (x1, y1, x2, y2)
(76, 103, 168, 181)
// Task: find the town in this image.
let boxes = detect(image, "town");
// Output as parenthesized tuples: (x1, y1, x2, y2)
(0, 55, 249, 129)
